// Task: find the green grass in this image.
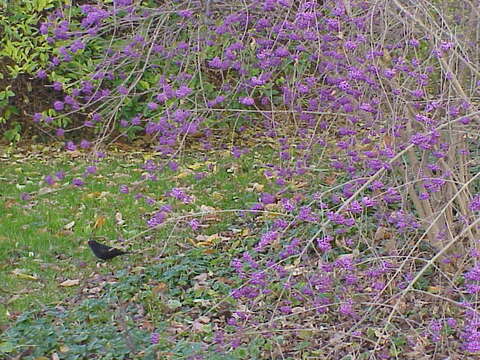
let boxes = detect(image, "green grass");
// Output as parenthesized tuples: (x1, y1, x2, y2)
(0, 144, 272, 328)
(0, 140, 332, 359)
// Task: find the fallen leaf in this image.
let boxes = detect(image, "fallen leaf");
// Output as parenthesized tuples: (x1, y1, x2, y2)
(67, 150, 82, 158)
(211, 192, 223, 200)
(194, 273, 208, 282)
(60, 279, 80, 287)
(175, 170, 193, 179)
(11, 269, 38, 281)
(115, 212, 125, 225)
(196, 241, 212, 247)
(197, 315, 210, 324)
(4, 199, 17, 209)
(38, 187, 56, 196)
(374, 226, 392, 241)
(152, 282, 168, 296)
(252, 183, 264, 192)
(192, 316, 210, 332)
(199, 205, 216, 213)
(187, 162, 209, 170)
(93, 216, 106, 229)
(64, 221, 75, 230)
(206, 233, 221, 242)
(141, 320, 155, 331)
(323, 175, 337, 186)
(195, 233, 225, 247)
(87, 287, 102, 294)
(383, 134, 394, 147)
(217, 277, 235, 285)
(86, 192, 102, 199)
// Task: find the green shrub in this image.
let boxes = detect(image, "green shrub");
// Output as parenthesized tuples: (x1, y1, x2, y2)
(0, 0, 64, 143)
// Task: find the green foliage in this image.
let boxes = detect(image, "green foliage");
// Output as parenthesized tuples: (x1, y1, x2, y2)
(3, 122, 22, 143)
(0, 0, 58, 78)
(0, 253, 238, 359)
(0, 299, 153, 359)
(0, 0, 64, 142)
(0, 86, 21, 143)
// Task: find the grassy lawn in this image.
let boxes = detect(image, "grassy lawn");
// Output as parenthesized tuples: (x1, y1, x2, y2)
(0, 141, 301, 358)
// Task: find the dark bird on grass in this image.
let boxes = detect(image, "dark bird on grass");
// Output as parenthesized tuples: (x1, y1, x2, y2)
(88, 240, 130, 260)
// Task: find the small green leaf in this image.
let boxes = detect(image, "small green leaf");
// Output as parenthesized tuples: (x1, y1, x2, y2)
(0, 341, 15, 353)
(35, 0, 47, 11)
(138, 80, 150, 90)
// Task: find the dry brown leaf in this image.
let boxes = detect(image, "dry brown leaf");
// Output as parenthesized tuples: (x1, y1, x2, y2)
(383, 134, 394, 147)
(197, 315, 210, 323)
(4, 199, 17, 208)
(87, 287, 102, 294)
(383, 237, 397, 253)
(199, 205, 216, 213)
(141, 320, 155, 331)
(265, 203, 281, 212)
(192, 316, 210, 332)
(93, 215, 106, 229)
(60, 279, 80, 287)
(324, 175, 337, 186)
(152, 282, 168, 296)
(374, 226, 392, 241)
(217, 277, 235, 285)
(253, 183, 264, 192)
(67, 150, 82, 158)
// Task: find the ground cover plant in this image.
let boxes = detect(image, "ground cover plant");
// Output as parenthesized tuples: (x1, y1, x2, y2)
(1, 0, 480, 358)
